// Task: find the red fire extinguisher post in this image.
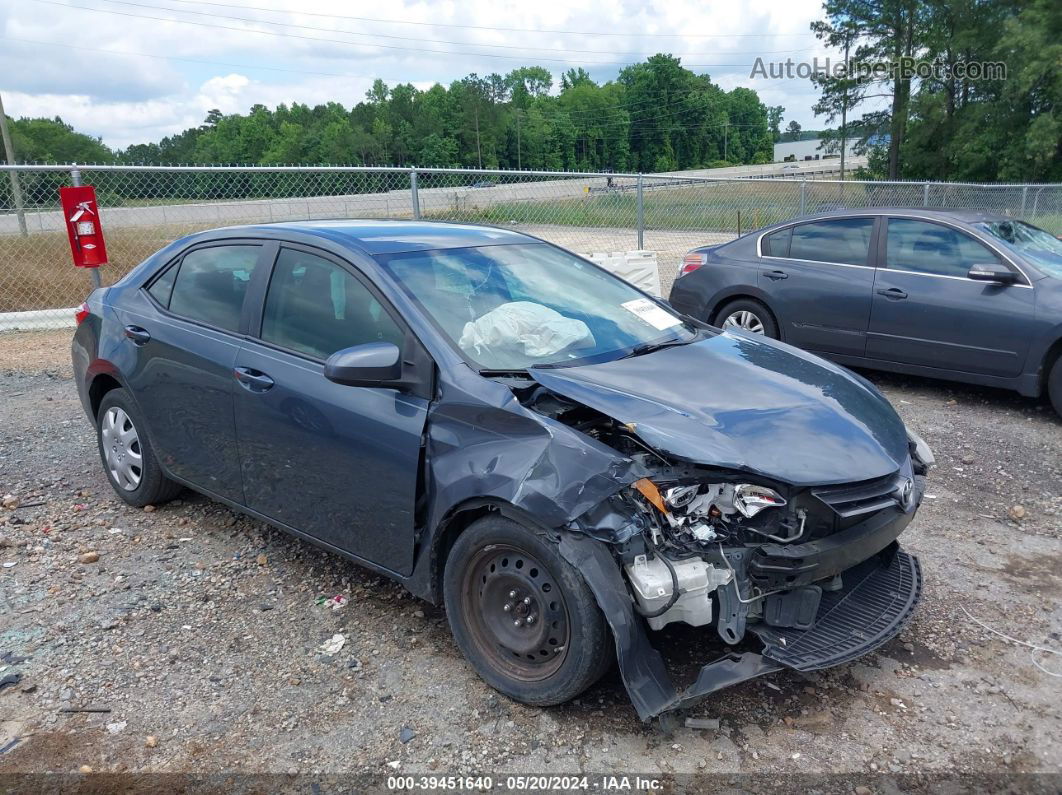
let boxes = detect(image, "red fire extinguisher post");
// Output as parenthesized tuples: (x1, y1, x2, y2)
(59, 167, 107, 289)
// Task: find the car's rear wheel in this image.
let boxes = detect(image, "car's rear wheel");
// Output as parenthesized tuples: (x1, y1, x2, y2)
(443, 516, 612, 706)
(1048, 356, 1062, 418)
(715, 298, 778, 338)
(96, 388, 183, 507)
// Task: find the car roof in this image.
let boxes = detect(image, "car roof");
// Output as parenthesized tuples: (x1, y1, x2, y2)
(774, 207, 1014, 225)
(209, 219, 535, 255)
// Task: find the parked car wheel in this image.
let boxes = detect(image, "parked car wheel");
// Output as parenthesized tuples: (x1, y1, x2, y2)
(443, 515, 612, 706)
(96, 388, 183, 507)
(715, 298, 779, 338)
(1048, 357, 1062, 418)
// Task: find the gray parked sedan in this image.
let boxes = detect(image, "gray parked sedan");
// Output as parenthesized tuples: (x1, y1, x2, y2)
(669, 209, 1062, 416)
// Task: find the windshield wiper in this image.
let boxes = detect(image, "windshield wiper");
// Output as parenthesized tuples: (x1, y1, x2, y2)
(479, 368, 533, 378)
(617, 338, 692, 360)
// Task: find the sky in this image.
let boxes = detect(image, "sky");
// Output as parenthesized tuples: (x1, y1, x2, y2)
(0, 0, 845, 150)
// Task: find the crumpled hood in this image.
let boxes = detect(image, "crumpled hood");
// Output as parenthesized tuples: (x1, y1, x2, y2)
(529, 332, 910, 487)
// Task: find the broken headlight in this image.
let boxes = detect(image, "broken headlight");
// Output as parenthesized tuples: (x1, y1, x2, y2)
(906, 427, 935, 473)
(733, 484, 787, 518)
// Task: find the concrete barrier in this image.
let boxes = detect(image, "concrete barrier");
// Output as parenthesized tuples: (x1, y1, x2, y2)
(588, 251, 662, 297)
(0, 307, 77, 332)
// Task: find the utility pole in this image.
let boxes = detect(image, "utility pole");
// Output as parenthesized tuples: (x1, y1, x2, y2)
(515, 107, 522, 170)
(723, 122, 729, 162)
(0, 91, 28, 237)
(839, 33, 850, 181)
(473, 101, 482, 170)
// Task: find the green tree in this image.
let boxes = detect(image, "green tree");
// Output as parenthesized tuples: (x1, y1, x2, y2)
(812, 0, 923, 178)
(7, 117, 114, 163)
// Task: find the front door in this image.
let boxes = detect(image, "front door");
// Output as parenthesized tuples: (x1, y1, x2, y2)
(117, 242, 268, 501)
(866, 218, 1034, 377)
(757, 217, 878, 356)
(233, 245, 428, 575)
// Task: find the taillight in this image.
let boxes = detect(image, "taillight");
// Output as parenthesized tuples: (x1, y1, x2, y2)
(680, 253, 705, 277)
(75, 302, 91, 326)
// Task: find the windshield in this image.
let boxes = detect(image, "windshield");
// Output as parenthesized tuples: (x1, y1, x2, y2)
(978, 220, 1062, 277)
(376, 243, 696, 370)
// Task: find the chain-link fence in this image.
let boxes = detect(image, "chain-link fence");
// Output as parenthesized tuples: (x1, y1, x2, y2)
(2, 164, 1061, 330)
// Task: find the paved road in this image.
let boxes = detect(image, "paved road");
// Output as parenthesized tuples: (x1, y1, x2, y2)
(0, 159, 867, 237)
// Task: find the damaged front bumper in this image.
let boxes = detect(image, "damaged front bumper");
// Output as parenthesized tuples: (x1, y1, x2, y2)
(559, 533, 922, 722)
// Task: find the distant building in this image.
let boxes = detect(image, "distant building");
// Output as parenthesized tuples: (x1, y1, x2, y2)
(773, 137, 861, 163)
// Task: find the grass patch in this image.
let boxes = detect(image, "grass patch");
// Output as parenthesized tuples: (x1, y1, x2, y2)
(0, 224, 203, 312)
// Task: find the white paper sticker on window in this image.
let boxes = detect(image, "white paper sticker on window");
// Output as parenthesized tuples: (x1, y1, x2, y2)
(621, 298, 681, 331)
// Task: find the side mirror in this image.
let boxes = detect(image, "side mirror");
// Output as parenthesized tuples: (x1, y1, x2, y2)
(324, 342, 402, 387)
(968, 263, 1018, 285)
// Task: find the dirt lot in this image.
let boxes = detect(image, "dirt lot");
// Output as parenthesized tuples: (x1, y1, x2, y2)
(0, 329, 1060, 787)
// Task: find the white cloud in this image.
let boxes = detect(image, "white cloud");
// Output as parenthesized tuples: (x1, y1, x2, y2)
(0, 0, 847, 149)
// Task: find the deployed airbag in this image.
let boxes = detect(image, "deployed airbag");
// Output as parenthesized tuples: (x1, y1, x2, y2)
(459, 301, 594, 359)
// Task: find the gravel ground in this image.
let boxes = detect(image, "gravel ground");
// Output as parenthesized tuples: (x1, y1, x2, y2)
(0, 329, 1060, 785)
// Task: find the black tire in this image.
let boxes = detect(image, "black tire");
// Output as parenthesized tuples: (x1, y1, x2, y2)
(1049, 357, 1062, 419)
(443, 515, 612, 706)
(713, 297, 779, 339)
(96, 388, 183, 507)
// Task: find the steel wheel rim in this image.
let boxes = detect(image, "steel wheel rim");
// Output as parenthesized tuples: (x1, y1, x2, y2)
(460, 543, 571, 682)
(723, 309, 766, 334)
(101, 407, 142, 491)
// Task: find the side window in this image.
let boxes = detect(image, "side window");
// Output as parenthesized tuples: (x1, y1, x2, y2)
(885, 219, 1002, 277)
(261, 248, 404, 360)
(763, 227, 792, 257)
(167, 245, 262, 332)
(789, 218, 875, 265)
(147, 262, 178, 308)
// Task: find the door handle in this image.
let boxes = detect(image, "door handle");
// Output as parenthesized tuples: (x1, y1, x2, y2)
(876, 287, 908, 300)
(765, 270, 789, 280)
(233, 367, 275, 392)
(123, 325, 151, 345)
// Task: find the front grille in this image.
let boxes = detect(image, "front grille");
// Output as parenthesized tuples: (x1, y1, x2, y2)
(811, 471, 910, 519)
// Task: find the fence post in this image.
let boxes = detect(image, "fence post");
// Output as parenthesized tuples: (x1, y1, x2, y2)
(70, 165, 101, 290)
(1020, 185, 1028, 217)
(636, 174, 644, 250)
(922, 182, 930, 207)
(799, 180, 807, 215)
(410, 169, 421, 220)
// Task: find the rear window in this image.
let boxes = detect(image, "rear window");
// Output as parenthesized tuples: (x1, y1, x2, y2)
(789, 218, 875, 266)
(167, 245, 262, 332)
(762, 227, 792, 257)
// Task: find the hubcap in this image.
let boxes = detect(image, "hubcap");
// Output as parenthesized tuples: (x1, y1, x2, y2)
(722, 309, 766, 334)
(100, 407, 142, 491)
(461, 544, 570, 682)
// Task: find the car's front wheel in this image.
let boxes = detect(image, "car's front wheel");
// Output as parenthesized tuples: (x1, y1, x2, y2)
(96, 388, 183, 507)
(443, 516, 612, 706)
(715, 298, 779, 338)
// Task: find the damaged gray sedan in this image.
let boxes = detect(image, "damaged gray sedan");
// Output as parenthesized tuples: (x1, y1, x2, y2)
(72, 221, 932, 722)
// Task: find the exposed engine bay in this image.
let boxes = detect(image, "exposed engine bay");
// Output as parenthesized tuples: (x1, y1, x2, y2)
(513, 379, 931, 650)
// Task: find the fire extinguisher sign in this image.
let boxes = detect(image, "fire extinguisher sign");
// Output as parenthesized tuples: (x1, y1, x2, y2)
(59, 185, 108, 268)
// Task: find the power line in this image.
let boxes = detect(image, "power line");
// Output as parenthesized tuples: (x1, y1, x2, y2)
(91, 0, 819, 59)
(30, 0, 804, 68)
(159, 0, 819, 39)
(0, 35, 408, 82)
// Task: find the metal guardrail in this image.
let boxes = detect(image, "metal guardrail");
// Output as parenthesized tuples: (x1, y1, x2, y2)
(1, 164, 1060, 329)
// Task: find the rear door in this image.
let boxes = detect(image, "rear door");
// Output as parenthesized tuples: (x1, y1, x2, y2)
(757, 216, 878, 356)
(866, 218, 1034, 377)
(118, 241, 269, 501)
(232, 244, 430, 575)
